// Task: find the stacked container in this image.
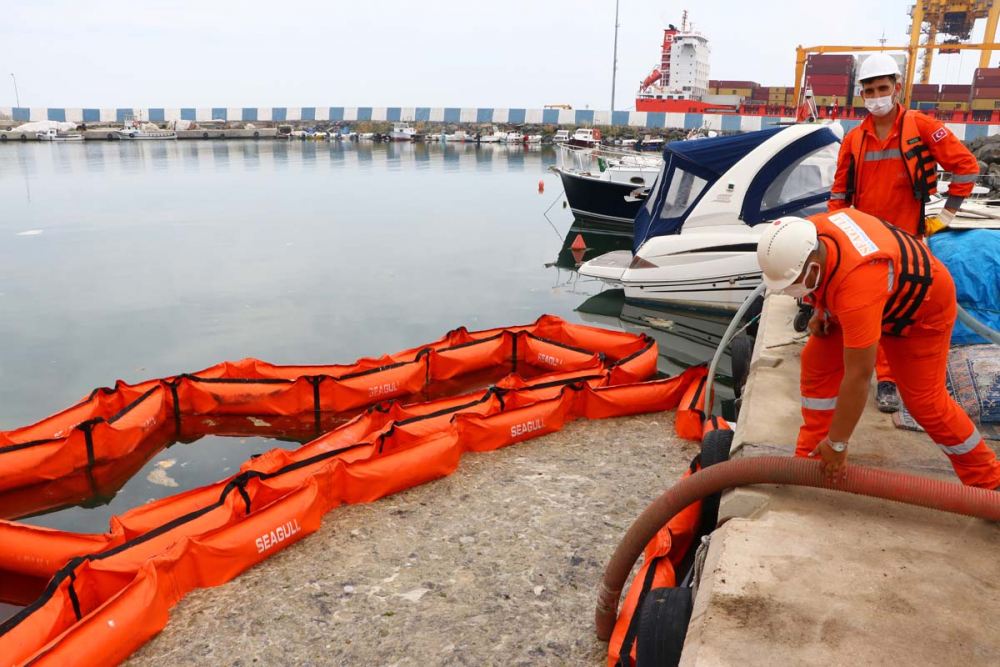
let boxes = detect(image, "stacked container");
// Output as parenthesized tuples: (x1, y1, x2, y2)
(715, 80, 759, 98)
(939, 84, 971, 111)
(805, 54, 854, 108)
(707, 80, 720, 95)
(909, 83, 940, 111)
(971, 68, 1000, 111)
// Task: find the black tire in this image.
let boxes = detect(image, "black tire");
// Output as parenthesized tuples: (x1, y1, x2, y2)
(636, 587, 693, 667)
(0, 134, 6, 142)
(19, 134, 27, 142)
(108, 133, 115, 140)
(729, 333, 754, 399)
(219, 133, 225, 138)
(253, 131, 260, 139)
(128, 132, 135, 138)
(793, 303, 813, 333)
(699, 427, 734, 534)
(203, 132, 209, 139)
(743, 294, 764, 339)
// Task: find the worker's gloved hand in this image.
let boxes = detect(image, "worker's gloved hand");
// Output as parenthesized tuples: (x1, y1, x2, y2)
(924, 207, 957, 236)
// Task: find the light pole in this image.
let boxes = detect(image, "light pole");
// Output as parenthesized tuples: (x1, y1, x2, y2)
(10, 73, 20, 110)
(610, 0, 620, 113)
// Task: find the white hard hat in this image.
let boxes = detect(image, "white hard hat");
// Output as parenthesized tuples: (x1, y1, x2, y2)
(756, 217, 819, 291)
(858, 53, 901, 83)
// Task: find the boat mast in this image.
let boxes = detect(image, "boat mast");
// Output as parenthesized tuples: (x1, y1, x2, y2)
(611, 0, 620, 112)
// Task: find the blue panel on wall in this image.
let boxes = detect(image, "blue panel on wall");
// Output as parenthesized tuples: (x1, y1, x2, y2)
(761, 116, 783, 128)
(415, 107, 431, 122)
(683, 113, 703, 130)
(386, 107, 401, 121)
(272, 108, 287, 121)
(47, 108, 66, 122)
(212, 108, 227, 121)
(300, 107, 315, 121)
(444, 108, 461, 122)
(329, 107, 344, 121)
(575, 110, 595, 125)
(721, 115, 743, 132)
(357, 107, 373, 121)
(13, 108, 29, 121)
(645, 112, 665, 128)
(116, 108, 133, 123)
(181, 108, 196, 121)
(477, 108, 492, 123)
(612, 110, 630, 126)
(965, 124, 989, 142)
(508, 108, 526, 123)
(542, 109, 559, 124)
(242, 108, 258, 122)
(839, 119, 861, 133)
(148, 108, 165, 122)
(83, 109, 100, 122)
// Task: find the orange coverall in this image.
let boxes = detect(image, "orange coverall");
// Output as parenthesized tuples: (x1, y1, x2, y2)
(827, 104, 980, 384)
(797, 210, 1000, 489)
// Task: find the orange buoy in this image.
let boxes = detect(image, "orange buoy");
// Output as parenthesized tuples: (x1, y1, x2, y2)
(571, 233, 586, 250)
(538, 180, 545, 193)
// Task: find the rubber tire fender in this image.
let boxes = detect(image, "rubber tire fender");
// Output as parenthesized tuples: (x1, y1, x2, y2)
(635, 587, 693, 667)
(0, 134, 6, 142)
(108, 132, 115, 140)
(19, 133, 27, 141)
(129, 132, 136, 138)
(253, 131, 260, 139)
(698, 428, 734, 535)
(729, 333, 754, 399)
(793, 302, 814, 333)
(203, 132, 209, 139)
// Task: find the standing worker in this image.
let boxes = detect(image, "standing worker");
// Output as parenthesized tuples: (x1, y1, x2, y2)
(757, 210, 1000, 490)
(827, 53, 981, 413)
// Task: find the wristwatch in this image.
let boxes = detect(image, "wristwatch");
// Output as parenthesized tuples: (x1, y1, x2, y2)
(826, 438, 849, 453)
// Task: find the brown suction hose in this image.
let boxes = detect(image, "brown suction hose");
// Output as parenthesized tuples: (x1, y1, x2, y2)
(595, 456, 1000, 641)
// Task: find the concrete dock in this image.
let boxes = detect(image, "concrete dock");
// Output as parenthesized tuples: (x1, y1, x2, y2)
(681, 295, 1000, 667)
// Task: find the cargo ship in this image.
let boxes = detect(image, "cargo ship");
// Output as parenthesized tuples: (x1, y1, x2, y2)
(635, 14, 1000, 126)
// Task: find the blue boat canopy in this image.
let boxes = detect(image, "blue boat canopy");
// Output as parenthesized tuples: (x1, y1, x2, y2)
(633, 126, 841, 253)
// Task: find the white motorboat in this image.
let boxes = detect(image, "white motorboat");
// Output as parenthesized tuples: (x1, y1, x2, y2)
(444, 130, 474, 142)
(552, 129, 572, 144)
(527, 134, 542, 144)
(478, 126, 504, 143)
(389, 123, 422, 141)
(578, 122, 843, 312)
(36, 128, 83, 142)
(568, 128, 601, 148)
(114, 115, 176, 140)
(504, 131, 526, 144)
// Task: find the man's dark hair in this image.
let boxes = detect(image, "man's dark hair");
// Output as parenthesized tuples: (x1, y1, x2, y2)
(860, 74, 897, 86)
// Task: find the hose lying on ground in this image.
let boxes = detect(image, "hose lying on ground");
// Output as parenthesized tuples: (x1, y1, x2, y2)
(595, 456, 1000, 640)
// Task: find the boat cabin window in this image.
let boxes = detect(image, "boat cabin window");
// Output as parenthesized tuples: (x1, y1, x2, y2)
(759, 142, 839, 216)
(658, 165, 709, 220)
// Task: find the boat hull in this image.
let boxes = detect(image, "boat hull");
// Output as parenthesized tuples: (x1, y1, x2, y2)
(114, 131, 177, 140)
(556, 169, 643, 228)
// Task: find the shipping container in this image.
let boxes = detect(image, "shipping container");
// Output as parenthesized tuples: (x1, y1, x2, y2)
(702, 94, 743, 106)
(911, 101, 939, 111)
(940, 84, 971, 93)
(811, 85, 852, 96)
(716, 80, 758, 88)
(940, 92, 971, 102)
(910, 93, 940, 102)
(936, 101, 968, 111)
(972, 87, 1000, 99)
(812, 95, 848, 106)
(911, 84, 940, 94)
(971, 99, 1000, 111)
(719, 88, 754, 97)
(808, 74, 853, 86)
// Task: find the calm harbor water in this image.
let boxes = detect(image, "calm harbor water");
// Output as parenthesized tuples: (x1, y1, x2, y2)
(0, 140, 732, 595)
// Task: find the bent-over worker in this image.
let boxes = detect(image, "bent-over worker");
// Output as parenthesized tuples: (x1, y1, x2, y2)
(757, 209, 1000, 489)
(827, 53, 981, 414)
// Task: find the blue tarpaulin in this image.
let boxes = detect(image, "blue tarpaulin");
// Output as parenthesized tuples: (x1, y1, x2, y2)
(929, 229, 1000, 345)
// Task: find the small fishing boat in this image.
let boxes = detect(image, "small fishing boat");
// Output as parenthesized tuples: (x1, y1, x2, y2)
(553, 129, 572, 144)
(36, 128, 83, 142)
(389, 123, 423, 141)
(114, 115, 176, 141)
(478, 126, 505, 143)
(568, 128, 602, 148)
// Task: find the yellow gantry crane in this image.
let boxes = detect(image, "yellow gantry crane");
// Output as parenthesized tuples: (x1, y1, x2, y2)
(793, 1, 1000, 107)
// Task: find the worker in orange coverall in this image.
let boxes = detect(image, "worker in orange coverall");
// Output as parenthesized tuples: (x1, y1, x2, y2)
(756, 209, 1000, 490)
(827, 54, 981, 413)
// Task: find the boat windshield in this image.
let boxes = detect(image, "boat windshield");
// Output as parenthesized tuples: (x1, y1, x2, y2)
(759, 142, 839, 218)
(650, 163, 710, 221)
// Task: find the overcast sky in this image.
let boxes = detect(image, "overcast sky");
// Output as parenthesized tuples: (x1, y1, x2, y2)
(2, 0, 997, 110)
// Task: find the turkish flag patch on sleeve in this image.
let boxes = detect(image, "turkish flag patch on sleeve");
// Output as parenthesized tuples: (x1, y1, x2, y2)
(932, 127, 948, 143)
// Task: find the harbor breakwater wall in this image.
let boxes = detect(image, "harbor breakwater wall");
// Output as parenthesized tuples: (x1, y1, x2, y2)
(2, 106, 998, 141)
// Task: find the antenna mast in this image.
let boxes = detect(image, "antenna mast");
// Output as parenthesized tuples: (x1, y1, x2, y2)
(611, 0, 620, 112)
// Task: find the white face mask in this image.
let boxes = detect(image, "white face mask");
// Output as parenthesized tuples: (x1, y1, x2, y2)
(782, 262, 820, 298)
(864, 93, 895, 117)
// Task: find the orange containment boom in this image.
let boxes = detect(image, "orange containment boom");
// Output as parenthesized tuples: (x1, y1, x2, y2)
(0, 315, 710, 666)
